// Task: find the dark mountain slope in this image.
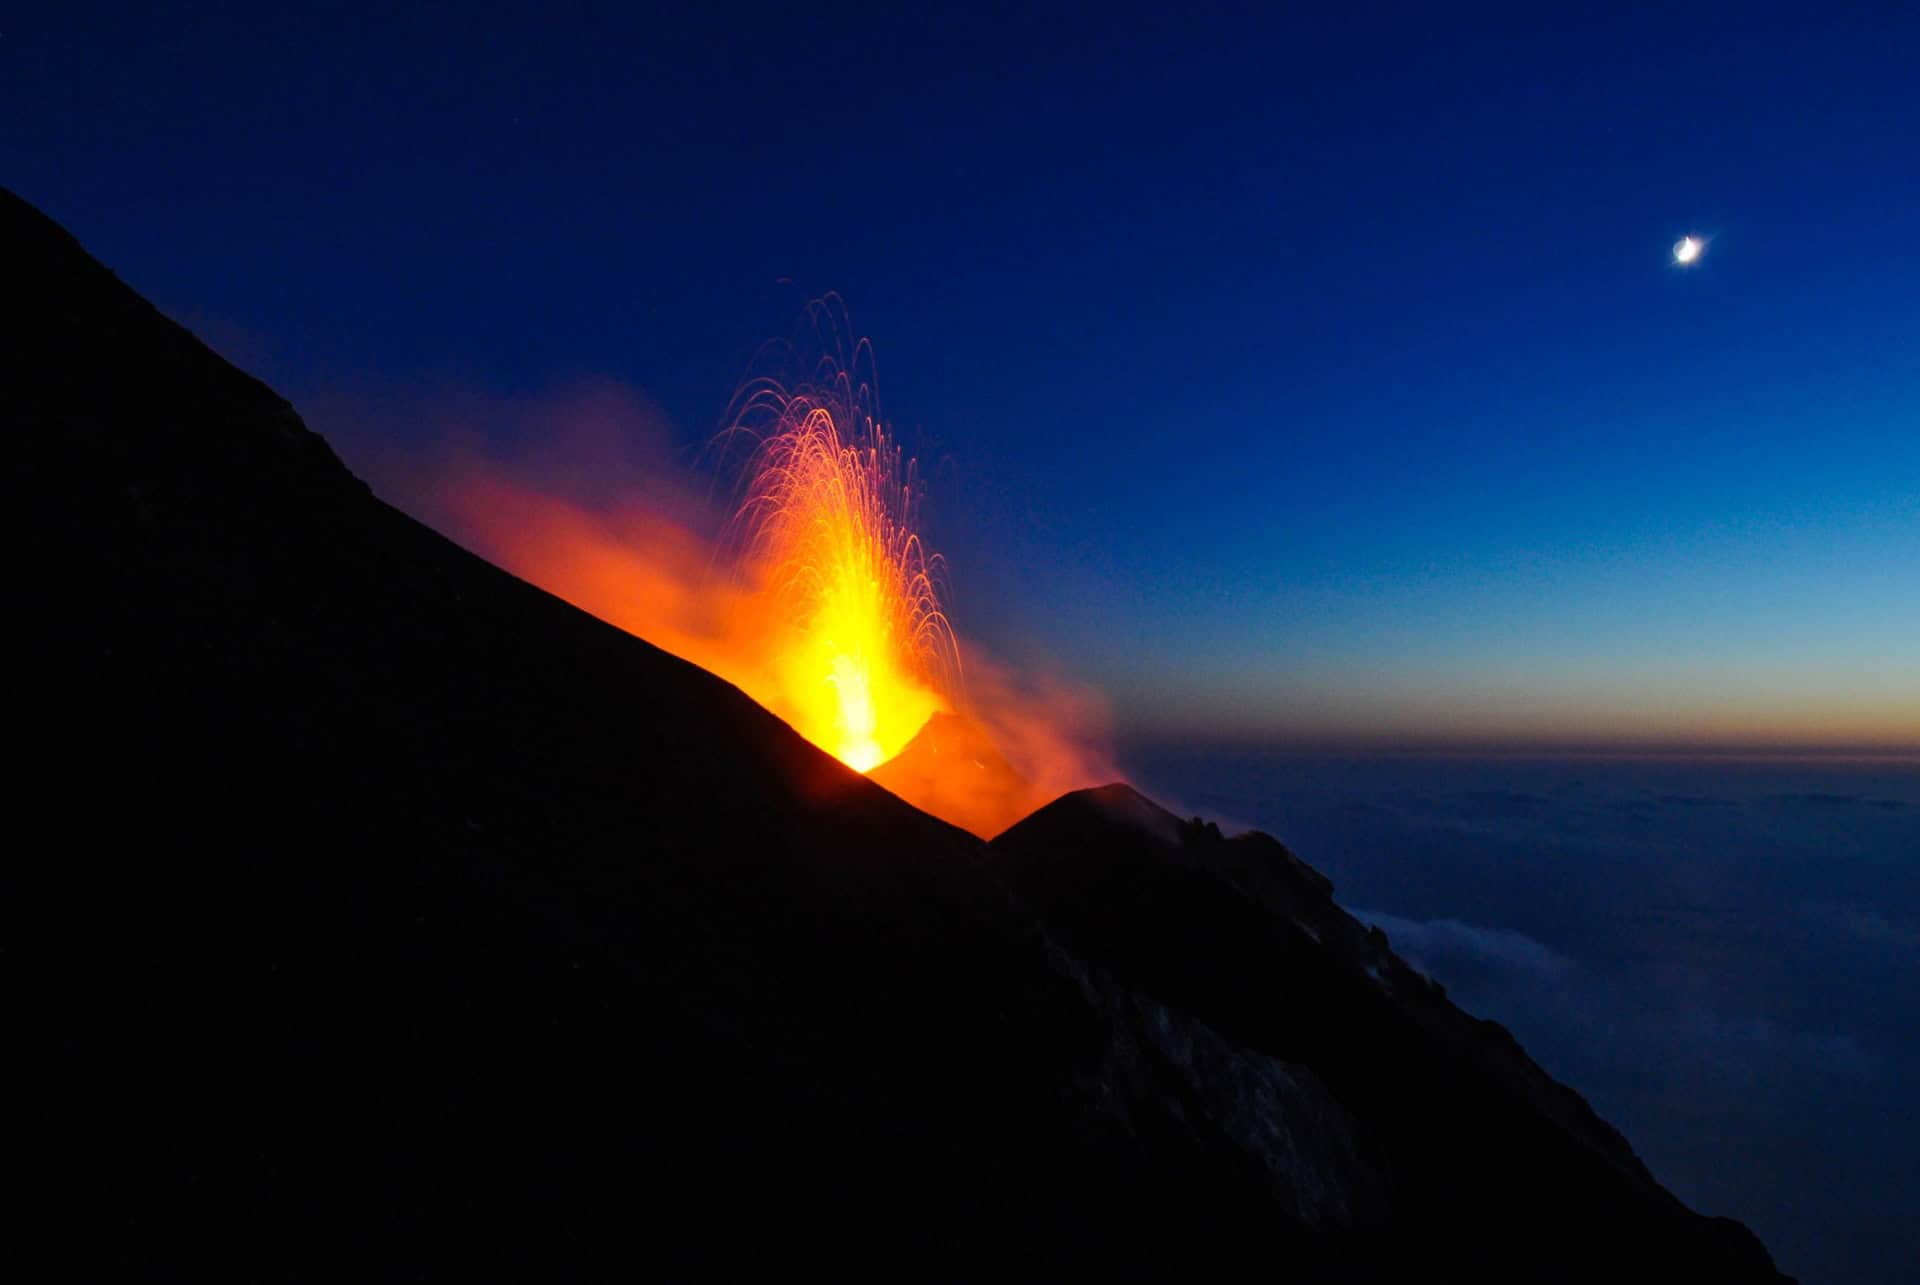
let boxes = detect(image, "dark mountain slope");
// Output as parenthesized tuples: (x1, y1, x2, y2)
(992, 786, 1786, 1278)
(4, 187, 1786, 1282)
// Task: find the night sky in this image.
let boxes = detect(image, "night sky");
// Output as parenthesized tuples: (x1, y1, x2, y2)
(10, 1, 1918, 752)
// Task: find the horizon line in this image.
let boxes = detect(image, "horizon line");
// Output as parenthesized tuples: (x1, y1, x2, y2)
(1113, 735, 1920, 764)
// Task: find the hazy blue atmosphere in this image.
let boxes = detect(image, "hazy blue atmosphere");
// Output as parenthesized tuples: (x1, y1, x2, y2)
(1125, 748, 1919, 1284)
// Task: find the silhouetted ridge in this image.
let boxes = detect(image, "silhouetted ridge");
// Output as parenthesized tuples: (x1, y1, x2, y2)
(992, 785, 1785, 1279)
(5, 186, 1789, 1282)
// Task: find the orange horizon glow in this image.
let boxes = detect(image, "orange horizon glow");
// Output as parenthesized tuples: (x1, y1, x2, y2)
(1122, 682, 1920, 758)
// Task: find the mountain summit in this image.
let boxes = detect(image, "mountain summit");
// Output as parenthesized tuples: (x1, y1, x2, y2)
(5, 187, 1788, 1282)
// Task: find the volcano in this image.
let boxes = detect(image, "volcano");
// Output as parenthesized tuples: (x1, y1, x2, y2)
(4, 186, 1789, 1282)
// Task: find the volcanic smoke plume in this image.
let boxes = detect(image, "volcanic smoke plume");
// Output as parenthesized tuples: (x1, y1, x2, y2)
(326, 304, 1112, 837)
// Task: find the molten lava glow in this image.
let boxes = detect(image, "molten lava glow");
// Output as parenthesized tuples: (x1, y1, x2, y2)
(728, 389, 958, 771)
(379, 328, 1116, 836)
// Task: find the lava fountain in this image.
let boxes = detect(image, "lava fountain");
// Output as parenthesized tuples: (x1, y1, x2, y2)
(719, 320, 960, 771)
(359, 303, 1115, 836)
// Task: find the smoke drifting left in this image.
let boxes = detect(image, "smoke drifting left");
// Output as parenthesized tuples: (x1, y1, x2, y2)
(318, 375, 1114, 838)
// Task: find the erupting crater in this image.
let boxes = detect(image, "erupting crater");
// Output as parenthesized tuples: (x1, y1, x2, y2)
(721, 331, 960, 773)
(416, 299, 1109, 836)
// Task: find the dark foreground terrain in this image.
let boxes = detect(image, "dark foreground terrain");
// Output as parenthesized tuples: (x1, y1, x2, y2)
(5, 187, 1789, 1281)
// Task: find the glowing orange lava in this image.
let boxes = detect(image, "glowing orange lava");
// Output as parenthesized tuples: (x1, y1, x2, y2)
(379, 309, 1117, 836)
(722, 339, 960, 771)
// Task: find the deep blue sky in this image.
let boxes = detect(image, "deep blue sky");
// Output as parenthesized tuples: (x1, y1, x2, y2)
(9, 1, 1917, 748)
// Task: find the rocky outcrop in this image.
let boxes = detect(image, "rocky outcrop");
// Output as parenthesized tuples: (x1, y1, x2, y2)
(993, 785, 1788, 1279)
